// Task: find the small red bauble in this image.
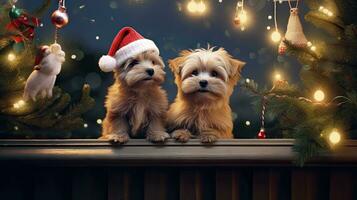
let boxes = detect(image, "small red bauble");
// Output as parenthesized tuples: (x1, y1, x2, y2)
(257, 128, 266, 139)
(51, 7, 69, 28)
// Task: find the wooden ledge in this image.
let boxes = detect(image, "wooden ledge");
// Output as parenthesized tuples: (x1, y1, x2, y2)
(0, 139, 357, 166)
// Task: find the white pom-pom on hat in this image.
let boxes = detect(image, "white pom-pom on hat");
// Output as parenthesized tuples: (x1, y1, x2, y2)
(98, 55, 117, 72)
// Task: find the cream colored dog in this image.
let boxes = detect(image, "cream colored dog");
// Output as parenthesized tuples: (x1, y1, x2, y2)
(167, 47, 245, 143)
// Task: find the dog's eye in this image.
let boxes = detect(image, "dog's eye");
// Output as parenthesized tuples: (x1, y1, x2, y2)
(151, 60, 155, 65)
(211, 71, 218, 77)
(128, 60, 139, 68)
(191, 70, 198, 76)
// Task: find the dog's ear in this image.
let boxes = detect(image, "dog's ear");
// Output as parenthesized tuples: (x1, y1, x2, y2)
(229, 58, 245, 83)
(169, 50, 191, 75)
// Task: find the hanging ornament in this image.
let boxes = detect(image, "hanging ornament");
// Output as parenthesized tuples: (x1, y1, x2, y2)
(257, 96, 267, 139)
(51, 6, 69, 28)
(23, 0, 69, 101)
(9, 5, 22, 19)
(278, 0, 308, 55)
(234, 0, 248, 30)
(270, 0, 281, 43)
(257, 128, 266, 139)
(6, 2, 40, 43)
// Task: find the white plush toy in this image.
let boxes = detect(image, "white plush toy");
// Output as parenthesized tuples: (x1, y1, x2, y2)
(23, 43, 65, 101)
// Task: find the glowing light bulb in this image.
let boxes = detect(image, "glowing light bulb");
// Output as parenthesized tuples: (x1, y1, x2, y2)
(7, 53, 16, 62)
(274, 72, 282, 81)
(307, 41, 312, 47)
(310, 46, 316, 51)
(97, 119, 103, 124)
(245, 121, 251, 126)
(187, 0, 197, 13)
(13, 99, 26, 109)
(313, 90, 325, 102)
(268, 15, 272, 20)
(196, 1, 206, 13)
(238, 10, 248, 24)
(271, 31, 281, 43)
(329, 129, 341, 145)
(83, 123, 88, 128)
(245, 78, 250, 83)
(266, 26, 271, 30)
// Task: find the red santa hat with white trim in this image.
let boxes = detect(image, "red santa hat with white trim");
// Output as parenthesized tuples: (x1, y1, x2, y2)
(98, 27, 159, 72)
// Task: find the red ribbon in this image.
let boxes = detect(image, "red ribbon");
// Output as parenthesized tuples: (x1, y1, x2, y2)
(6, 14, 40, 43)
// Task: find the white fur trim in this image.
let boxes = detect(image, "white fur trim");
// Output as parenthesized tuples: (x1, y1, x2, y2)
(114, 39, 159, 66)
(98, 55, 117, 72)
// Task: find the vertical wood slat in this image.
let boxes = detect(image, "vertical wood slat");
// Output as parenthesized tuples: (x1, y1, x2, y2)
(291, 169, 318, 200)
(215, 169, 239, 200)
(329, 169, 353, 200)
(108, 169, 126, 200)
(71, 168, 107, 200)
(252, 169, 279, 200)
(33, 169, 71, 200)
(144, 168, 168, 200)
(180, 170, 200, 200)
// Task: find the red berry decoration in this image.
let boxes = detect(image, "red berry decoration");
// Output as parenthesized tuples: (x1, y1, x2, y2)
(257, 128, 266, 139)
(234, 16, 240, 25)
(51, 7, 69, 28)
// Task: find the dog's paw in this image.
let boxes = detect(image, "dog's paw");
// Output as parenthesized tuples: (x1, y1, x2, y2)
(172, 129, 191, 143)
(200, 134, 218, 144)
(147, 131, 170, 143)
(100, 133, 129, 144)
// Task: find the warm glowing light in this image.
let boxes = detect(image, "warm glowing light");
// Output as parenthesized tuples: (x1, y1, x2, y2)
(71, 54, 77, 60)
(7, 53, 16, 62)
(83, 123, 88, 128)
(13, 99, 26, 109)
(187, 0, 197, 13)
(238, 10, 248, 24)
(266, 26, 271, 30)
(310, 46, 316, 51)
(245, 121, 251, 126)
(329, 129, 341, 145)
(97, 119, 103, 124)
(268, 15, 272, 20)
(196, 1, 206, 13)
(307, 41, 312, 47)
(271, 31, 281, 43)
(313, 90, 325, 102)
(274, 72, 282, 81)
(245, 78, 250, 83)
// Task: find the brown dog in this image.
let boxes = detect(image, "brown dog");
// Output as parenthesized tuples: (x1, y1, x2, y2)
(167, 47, 245, 143)
(101, 50, 169, 143)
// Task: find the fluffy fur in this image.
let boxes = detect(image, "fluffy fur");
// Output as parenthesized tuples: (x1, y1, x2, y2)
(167, 47, 245, 143)
(101, 50, 169, 143)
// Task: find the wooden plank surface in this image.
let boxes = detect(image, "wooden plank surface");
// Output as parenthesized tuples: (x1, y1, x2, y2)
(216, 169, 239, 200)
(330, 169, 353, 200)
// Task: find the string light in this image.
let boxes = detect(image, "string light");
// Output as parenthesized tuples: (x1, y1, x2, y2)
(96, 119, 103, 124)
(266, 26, 271, 30)
(319, 6, 333, 17)
(187, 0, 206, 14)
(313, 89, 325, 102)
(329, 129, 341, 145)
(71, 54, 77, 60)
(310, 45, 316, 51)
(307, 41, 312, 47)
(7, 53, 16, 62)
(273, 72, 282, 81)
(271, 0, 281, 43)
(13, 99, 26, 109)
(271, 31, 281, 42)
(83, 123, 88, 128)
(245, 120, 251, 126)
(245, 78, 250, 83)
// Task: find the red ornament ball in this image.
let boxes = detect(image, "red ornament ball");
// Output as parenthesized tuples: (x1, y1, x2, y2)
(51, 7, 69, 28)
(257, 128, 266, 139)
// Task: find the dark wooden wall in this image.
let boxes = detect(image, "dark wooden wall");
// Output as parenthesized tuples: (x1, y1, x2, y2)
(1, 166, 356, 200)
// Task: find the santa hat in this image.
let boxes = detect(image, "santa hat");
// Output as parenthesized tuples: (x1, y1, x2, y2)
(98, 27, 159, 72)
(34, 45, 49, 66)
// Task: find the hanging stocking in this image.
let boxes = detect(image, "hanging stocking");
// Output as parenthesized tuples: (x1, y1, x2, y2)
(279, 0, 308, 55)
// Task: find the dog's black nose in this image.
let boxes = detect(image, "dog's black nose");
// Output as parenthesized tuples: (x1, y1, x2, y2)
(199, 80, 208, 88)
(146, 68, 154, 76)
